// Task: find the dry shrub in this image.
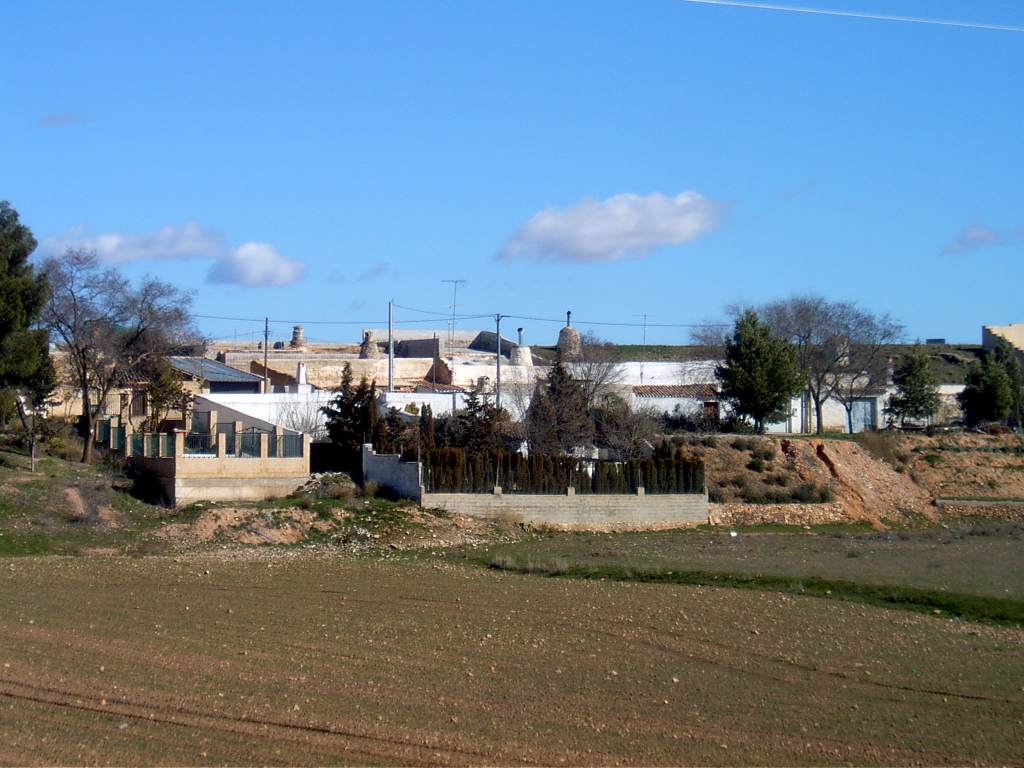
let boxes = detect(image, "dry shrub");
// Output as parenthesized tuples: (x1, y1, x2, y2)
(361, 480, 380, 498)
(854, 431, 910, 472)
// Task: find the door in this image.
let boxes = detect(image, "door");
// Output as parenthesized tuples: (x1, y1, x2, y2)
(850, 399, 875, 433)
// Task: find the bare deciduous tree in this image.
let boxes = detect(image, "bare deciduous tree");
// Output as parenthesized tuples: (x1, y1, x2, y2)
(278, 397, 330, 441)
(43, 248, 199, 462)
(758, 295, 902, 434)
(565, 331, 625, 410)
(828, 312, 904, 433)
(591, 395, 659, 459)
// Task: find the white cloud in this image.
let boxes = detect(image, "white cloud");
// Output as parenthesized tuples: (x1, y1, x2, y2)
(356, 262, 393, 281)
(41, 222, 306, 287)
(942, 224, 1004, 255)
(499, 191, 723, 263)
(38, 112, 90, 128)
(207, 242, 306, 287)
(41, 222, 225, 263)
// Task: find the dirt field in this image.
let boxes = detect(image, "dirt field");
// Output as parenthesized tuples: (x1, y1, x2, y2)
(1, 554, 1022, 766)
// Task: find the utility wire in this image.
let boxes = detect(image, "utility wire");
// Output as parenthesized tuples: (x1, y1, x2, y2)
(194, 309, 727, 331)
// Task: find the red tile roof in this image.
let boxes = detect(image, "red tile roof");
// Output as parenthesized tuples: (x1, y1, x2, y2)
(632, 384, 718, 399)
(414, 382, 466, 394)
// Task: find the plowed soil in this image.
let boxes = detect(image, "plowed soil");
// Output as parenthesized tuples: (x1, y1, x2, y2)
(1, 554, 1022, 766)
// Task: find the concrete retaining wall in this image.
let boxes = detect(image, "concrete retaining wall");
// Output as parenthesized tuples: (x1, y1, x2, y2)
(129, 437, 310, 507)
(361, 444, 422, 500)
(172, 475, 309, 505)
(421, 490, 709, 531)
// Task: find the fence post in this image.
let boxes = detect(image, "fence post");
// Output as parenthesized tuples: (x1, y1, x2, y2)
(259, 432, 269, 460)
(274, 425, 284, 458)
(636, 486, 645, 497)
(216, 432, 227, 459)
(141, 433, 150, 458)
(174, 429, 185, 459)
(123, 424, 134, 457)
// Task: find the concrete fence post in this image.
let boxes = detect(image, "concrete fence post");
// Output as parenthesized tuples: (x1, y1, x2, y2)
(566, 487, 575, 496)
(123, 424, 134, 457)
(173, 430, 185, 459)
(216, 432, 227, 459)
(259, 433, 269, 459)
(141, 433, 151, 458)
(493, 486, 502, 496)
(636, 487, 645, 497)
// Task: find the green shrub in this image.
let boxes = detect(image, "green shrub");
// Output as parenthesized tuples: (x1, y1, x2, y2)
(752, 445, 776, 461)
(792, 482, 832, 503)
(746, 457, 766, 472)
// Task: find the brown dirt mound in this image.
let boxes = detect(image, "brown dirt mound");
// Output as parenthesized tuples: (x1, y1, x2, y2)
(157, 507, 330, 546)
(899, 433, 1024, 500)
(697, 436, 935, 528)
(801, 440, 934, 527)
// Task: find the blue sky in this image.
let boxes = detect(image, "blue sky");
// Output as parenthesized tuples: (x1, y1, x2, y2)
(4, 0, 1022, 346)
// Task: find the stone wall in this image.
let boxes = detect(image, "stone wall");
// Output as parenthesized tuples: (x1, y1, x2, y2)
(420, 491, 709, 531)
(708, 502, 847, 526)
(361, 444, 422, 500)
(934, 499, 1024, 520)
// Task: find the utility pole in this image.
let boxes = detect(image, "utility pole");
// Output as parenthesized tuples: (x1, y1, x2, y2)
(263, 317, 269, 393)
(387, 299, 394, 393)
(633, 313, 652, 386)
(441, 279, 466, 372)
(495, 313, 505, 410)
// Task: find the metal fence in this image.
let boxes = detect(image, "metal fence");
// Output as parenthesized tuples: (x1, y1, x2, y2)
(131, 434, 144, 456)
(160, 433, 174, 457)
(111, 426, 125, 451)
(184, 433, 216, 456)
(270, 434, 303, 458)
(96, 420, 110, 445)
(238, 432, 261, 458)
(145, 434, 159, 457)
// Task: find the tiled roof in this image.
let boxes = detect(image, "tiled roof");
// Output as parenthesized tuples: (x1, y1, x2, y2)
(168, 356, 264, 383)
(413, 382, 466, 394)
(632, 384, 718, 399)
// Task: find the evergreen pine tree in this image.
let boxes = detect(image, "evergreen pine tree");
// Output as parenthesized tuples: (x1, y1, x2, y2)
(885, 346, 940, 427)
(0, 201, 54, 469)
(716, 310, 804, 433)
(959, 356, 1014, 426)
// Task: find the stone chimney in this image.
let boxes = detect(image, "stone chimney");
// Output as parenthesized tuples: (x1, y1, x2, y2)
(557, 310, 582, 361)
(289, 324, 306, 350)
(359, 330, 381, 359)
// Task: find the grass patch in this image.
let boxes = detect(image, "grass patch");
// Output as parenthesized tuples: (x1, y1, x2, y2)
(484, 558, 1024, 626)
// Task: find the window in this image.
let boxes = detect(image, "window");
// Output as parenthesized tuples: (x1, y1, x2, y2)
(130, 389, 148, 417)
